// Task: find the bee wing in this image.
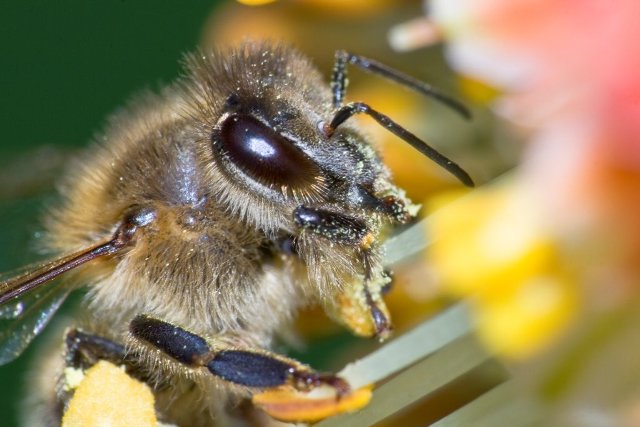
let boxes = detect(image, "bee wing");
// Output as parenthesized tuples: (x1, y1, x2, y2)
(0, 280, 69, 365)
(0, 238, 119, 365)
(0, 238, 118, 307)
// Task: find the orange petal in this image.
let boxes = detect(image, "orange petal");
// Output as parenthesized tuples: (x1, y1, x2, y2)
(252, 385, 373, 423)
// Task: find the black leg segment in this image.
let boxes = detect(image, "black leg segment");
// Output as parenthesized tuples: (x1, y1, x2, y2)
(294, 206, 370, 246)
(65, 329, 127, 370)
(130, 315, 210, 366)
(129, 315, 349, 393)
(208, 351, 295, 388)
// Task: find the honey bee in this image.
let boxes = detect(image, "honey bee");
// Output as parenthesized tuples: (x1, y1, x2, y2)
(0, 41, 472, 426)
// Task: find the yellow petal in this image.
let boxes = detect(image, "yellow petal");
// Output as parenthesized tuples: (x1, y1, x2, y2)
(62, 361, 157, 427)
(474, 274, 578, 359)
(428, 179, 553, 297)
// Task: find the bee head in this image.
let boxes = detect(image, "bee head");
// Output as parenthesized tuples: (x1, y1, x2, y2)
(181, 43, 412, 239)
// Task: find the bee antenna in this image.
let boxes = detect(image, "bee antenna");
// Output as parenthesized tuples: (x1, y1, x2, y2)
(331, 50, 471, 120)
(325, 102, 474, 187)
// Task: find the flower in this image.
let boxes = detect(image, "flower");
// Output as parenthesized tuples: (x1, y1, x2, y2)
(397, 0, 640, 358)
(427, 178, 579, 358)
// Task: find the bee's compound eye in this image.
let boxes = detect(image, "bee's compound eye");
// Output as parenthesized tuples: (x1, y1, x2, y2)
(217, 114, 320, 191)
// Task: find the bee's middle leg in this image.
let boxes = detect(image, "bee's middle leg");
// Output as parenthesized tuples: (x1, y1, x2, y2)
(65, 328, 129, 370)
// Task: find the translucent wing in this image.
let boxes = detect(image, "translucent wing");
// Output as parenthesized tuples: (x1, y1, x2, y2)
(0, 280, 69, 365)
(0, 240, 119, 365)
(0, 246, 110, 365)
(0, 208, 151, 365)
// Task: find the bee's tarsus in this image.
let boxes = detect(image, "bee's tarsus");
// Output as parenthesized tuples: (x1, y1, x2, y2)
(209, 351, 297, 388)
(364, 289, 393, 340)
(289, 370, 351, 397)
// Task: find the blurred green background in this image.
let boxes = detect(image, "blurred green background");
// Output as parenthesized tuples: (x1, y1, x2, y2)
(0, 3, 223, 426)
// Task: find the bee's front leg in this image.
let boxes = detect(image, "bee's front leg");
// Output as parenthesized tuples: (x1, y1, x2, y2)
(129, 315, 370, 422)
(293, 205, 393, 339)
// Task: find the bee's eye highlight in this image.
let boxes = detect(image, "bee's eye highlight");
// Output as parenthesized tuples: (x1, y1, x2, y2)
(217, 114, 320, 191)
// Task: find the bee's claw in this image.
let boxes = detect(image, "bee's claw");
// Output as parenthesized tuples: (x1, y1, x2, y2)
(289, 371, 351, 398)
